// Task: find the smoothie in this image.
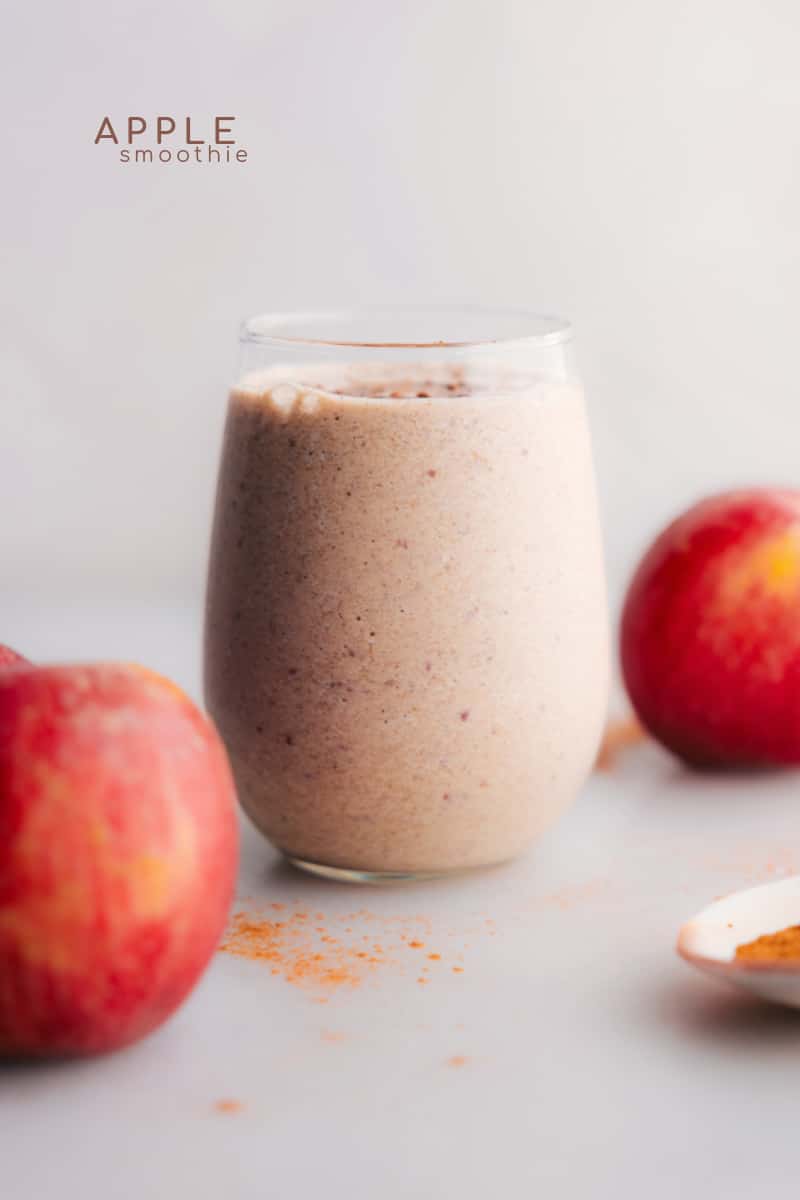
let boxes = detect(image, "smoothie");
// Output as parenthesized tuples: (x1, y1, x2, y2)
(204, 361, 608, 875)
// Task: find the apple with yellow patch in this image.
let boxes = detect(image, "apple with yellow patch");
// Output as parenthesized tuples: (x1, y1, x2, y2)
(0, 644, 27, 669)
(621, 489, 800, 767)
(0, 662, 238, 1056)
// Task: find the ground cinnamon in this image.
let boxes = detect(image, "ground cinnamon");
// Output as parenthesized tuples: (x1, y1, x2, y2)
(220, 912, 371, 993)
(219, 904, 466, 998)
(735, 925, 800, 962)
(594, 715, 646, 771)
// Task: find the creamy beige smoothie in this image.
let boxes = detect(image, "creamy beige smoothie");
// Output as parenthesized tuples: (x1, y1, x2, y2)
(204, 360, 608, 876)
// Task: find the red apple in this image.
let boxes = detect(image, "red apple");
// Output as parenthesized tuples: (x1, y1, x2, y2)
(0, 645, 27, 669)
(621, 489, 800, 767)
(0, 662, 238, 1056)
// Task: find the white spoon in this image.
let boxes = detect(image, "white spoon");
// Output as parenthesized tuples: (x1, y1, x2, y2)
(677, 875, 800, 1009)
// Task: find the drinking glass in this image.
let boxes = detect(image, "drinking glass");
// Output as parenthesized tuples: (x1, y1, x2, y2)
(204, 307, 608, 880)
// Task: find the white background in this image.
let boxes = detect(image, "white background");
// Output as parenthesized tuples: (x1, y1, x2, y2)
(4, 0, 800, 621)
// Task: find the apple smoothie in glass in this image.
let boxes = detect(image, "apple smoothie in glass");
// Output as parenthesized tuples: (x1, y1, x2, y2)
(204, 308, 609, 880)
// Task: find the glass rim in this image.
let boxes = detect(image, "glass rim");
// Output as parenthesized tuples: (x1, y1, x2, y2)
(239, 306, 572, 350)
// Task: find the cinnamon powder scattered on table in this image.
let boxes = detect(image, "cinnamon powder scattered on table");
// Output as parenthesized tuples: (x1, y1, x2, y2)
(219, 905, 466, 999)
(594, 716, 646, 771)
(220, 912, 366, 994)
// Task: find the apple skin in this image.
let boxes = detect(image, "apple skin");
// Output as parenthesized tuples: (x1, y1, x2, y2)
(621, 489, 800, 768)
(0, 663, 238, 1056)
(0, 645, 27, 669)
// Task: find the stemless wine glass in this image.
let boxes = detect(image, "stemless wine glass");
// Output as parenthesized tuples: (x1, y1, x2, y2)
(204, 307, 609, 881)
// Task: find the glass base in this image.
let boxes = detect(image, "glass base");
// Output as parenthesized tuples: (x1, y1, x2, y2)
(286, 856, 462, 885)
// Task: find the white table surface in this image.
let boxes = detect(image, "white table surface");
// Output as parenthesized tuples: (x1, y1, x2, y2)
(2, 599, 800, 1199)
